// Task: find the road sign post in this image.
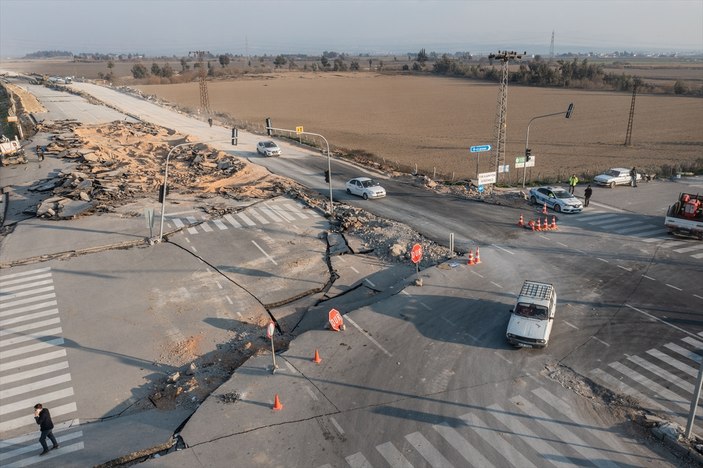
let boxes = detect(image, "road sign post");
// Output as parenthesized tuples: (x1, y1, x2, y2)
(328, 309, 345, 331)
(266, 321, 277, 373)
(470, 144, 492, 179)
(411, 243, 423, 278)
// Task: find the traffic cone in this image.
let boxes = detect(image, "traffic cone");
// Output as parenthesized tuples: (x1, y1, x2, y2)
(518, 214, 524, 227)
(536, 219, 542, 231)
(542, 203, 548, 215)
(474, 247, 481, 264)
(529, 219, 535, 231)
(542, 217, 550, 230)
(273, 394, 283, 411)
(467, 249, 475, 265)
(551, 216, 557, 229)
(313, 349, 322, 364)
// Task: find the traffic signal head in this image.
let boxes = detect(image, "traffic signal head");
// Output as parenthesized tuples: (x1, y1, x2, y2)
(565, 103, 574, 119)
(265, 117, 272, 136)
(525, 148, 531, 161)
(324, 170, 330, 183)
(231, 128, 238, 146)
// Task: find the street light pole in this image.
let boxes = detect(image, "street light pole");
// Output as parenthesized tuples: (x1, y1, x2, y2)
(158, 142, 197, 242)
(522, 103, 574, 188)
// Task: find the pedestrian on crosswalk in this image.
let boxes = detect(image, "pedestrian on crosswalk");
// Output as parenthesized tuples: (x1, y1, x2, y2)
(584, 185, 592, 207)
(34, 403, 59, 456)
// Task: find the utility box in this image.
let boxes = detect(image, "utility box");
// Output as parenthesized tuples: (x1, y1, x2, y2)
(506, 280, 557, 349)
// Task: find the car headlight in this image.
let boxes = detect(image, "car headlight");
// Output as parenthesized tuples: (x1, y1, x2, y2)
(507, 333, 514, 338)
(538, 339, 546, 343)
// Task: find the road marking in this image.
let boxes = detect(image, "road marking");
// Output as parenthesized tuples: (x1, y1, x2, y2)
(628, 355, 693, 393)
(401, 290, 410, 296)
(597, 220, 638, 229)
(252, 240, 277, 265)
(609, 362, 688, 408)
(682, 336, 703, 348)
(405, 431, 454, 468)
(491, 244, 514, 254)
(0, 337, 64, 360)
(4, 441, 84, 467)
(184, 237, 190, 243)
(345, 452, 371, 468)
(185, 216, 199, 234)
(247, 207, 270, 224)
(345, 316, 392, 357)
(0, 317, 61, 337)
(539, 234, 550, 240)
(557, 241, 568, 247)
(494, 352, 512, 364)
(190, 246, 197, 253)
(623, 304, 700, 339)
(647, 349, 697, 377)
(563, 320, 579, 329)
(597, 258, 609, 263)
(419, 301, 431, 311)
(692, 252, 703, 259)
(259, 206, 283, 222)
(225, 296, 233, 304)
(0, 349, 67, 372)
(0, 387, 74, 416)
(0, 267, 50, 281)
(0, 293, 56, 311)
(224, 214, 242, 228)
(213, 219, 228, 230)
(0, 430, 83, 463)
(0, 285, 55, 302)
(284, 203, 309, 219)
(1, 327, 63, 347)
(284, 361, 298, 374)
(666, 342, 702, 363)
(376, 441, 412, 468)
(642, 275, 656, 281)
(470, 270, 484, 278)
(616, 265, 632, 272)
(490, 281, 503, 289)
(591, 336, 610, 347)
(269, 204, 295, 222)
(215, 281, 223, 289)
(674, 244, 703, 253)
(1, 361, 70, 385)
(350, 266, 360, 274)
(329, 417, 345, 435)
(461, 412, 536, 468)
(0, 278, 53, 292)
(0, 418, 80, 446)
(364, 278, 376, 287)
(303, 385, 318, 401)
(590, 368, 670, 414)
(666, 284, 682, 291)
(441, 316, 455, 326)
(433, 423, 495, 468)
(0, 308, 58, 326)
(200, 221, 213, 232)
(237, 212, 256, 226)
(0, 300, 57, 318)
(694, 294, 703, 300)
(613, 223, 650, 234)
(0, 373, 72, 400)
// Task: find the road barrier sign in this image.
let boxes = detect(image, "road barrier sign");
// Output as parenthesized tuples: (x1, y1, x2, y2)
(329, 309, 344, 331)
(470, 144, 492, 153)
(411, 243, 423, 264)
(478, 172, 497, 185)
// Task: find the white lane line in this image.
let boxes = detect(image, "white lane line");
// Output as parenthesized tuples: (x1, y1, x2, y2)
(259, 206, 283, 222)
(0, 267, 50, 282)
(557, 241, 568, 247)
(376, 441, 412, 468)
(215, 281, 223, 289)
(1, 361, 70, 385)
(643, 275, 656, 281)
(252, 240, 277, 265)
(405, 431, 455, 468)
(0, 387, 74, 416)
(563, 320, 579, 329)
(491, 244, 514, 255)
(237, 212, 256, 226)
(213, 219, 228, 230)
(225, 296, 233, 304)
(345, 316, 392, 357)
(617, 265, 632, 272)
(329, 417, 345, 435)
(596, 258, 609, 263)
(401, 290, 410, 296)
(591, 336, 610, 347)
(345, 452, 371, 468)
(190, 246, 197, 252)
(364, 278, 376, 287)
(247, 207, 270, 224)
(539, 234, 550, 240)
(350, 266, 360, 274)
(0, 373, 72, 400)
(0, 349, 67, 372)
(0, 285, 55, 302)
(433, 423, 495, 468)
(224, 213, 242, 228)
(666, 284, 682, 291)
(0, 308, 58, 327)
(441, 316, 455, 326)
(303, 385, 319, 401)
(0, 293, 56, 311)
(494, 352, 512, 364)
(695, 294, 703, 300)
(490, 281, 503, 289)
(471, 270, 484, 278)
(419, 302, 431, 311)
(0, 327, 63, 347)
(0, 300, 57, 318)
(0, 337, 64, 360)
(284, 361, 298, 374)
(0, 278, 54, 293)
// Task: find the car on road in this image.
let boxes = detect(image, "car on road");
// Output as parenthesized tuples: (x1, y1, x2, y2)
(506, 280, 557, 349)
(256, 140, 282, 157)
(345, 177, 386, 199)
(593, 167, 641, 188)
(528, 186, 583, 213)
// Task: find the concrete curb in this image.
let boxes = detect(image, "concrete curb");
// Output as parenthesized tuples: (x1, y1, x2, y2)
(652, 425, 703, 465)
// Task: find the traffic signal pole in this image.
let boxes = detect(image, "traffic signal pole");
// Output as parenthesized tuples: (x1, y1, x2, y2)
(522, 104, 574, 189)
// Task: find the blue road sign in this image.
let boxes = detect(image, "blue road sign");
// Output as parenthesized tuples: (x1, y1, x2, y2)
(470, 145, 491, 153)
(477, 184, 485, 193)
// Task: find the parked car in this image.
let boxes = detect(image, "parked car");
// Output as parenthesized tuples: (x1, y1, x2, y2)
(256, 140, 281, 157)
(506, 280, 557, 349)
(593, 167, 641, 188)
(528, 186, 583, 213)
(345, 177, 386, 199)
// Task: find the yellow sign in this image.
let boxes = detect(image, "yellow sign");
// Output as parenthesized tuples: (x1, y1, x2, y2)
(295, 126, 304, 134)
(6, 116, 18, 122)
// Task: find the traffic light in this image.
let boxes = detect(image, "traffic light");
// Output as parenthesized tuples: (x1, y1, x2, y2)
(265, 117, 272, 136)
(324, 170, 330, 183)
(231, 128, 238, 146)
(158, 183, 169, 203)
(565, 103, 574, 119)
(525, 148, 532, 162)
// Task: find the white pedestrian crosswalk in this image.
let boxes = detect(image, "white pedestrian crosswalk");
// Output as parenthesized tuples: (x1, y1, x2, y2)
(570, 210, 703, 259)
(315, 385, 648, 467)
(0, 267, 83, 466)
(165, 200, 313, 236)
(591, 333, 703, 435)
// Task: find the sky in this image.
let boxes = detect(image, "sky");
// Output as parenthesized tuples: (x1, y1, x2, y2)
(1, 0, 701, 58)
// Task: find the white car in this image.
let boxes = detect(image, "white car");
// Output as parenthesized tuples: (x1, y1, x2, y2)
(345, 177, 386, 199)
(256, 140, 281, 157)
(593, 167, 641, 188)
(529, 186, 583, 213)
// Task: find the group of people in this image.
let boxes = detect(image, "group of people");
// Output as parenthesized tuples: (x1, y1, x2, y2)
(568, 166, 640, 208)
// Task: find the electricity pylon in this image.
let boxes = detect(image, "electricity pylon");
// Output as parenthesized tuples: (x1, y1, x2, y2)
(189, 50, 211, 115)
(624, 82, 638, 146)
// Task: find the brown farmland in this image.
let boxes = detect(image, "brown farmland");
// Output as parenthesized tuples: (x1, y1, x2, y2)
(136, 73, 702, 183)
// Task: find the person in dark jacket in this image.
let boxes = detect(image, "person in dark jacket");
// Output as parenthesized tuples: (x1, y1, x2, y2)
(584, 184, 593, 207)
(34, 403, 59, 455)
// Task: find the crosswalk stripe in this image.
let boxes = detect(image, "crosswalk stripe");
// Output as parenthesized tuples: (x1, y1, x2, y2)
(345, 452, 372, 468)
(284, 203, 309, 219)
(0, 402, 77, 433)
(641, 236, 669, 243)
(200, 221, 213, 232)
(627, 355, 693, 394)
(0, 293, 56, 311)
(0, 285, 55, 302)
(612, 224, 651, 234)
(460, 412, 537, 468)
(405, 431, 454, 468)
(0, 317, 61, 337)
(609, 362, 689, 408)
(0, 309, 59, 327)
(692, 252, 703, 259)
(0, 373, 72, 399)
(1, 361, 70, 385)
(270, 204, 296, 222)
(172, 218, 185, 228)
(0, 430, 83, 463)
(571, 212, 606, 221)
(487, 403, 573, 468)
(630, 227, 667, 237)
(665, 342, 702, 363)
(0, 268, 51, 282)
(224, 214, 242, 228)
(509, 395, 619, 468)
(185, 216, 199, 234)
(259, 205, 283, 222)
(0, 418, 79, 446)
(0, 273, 52, 288)
(433, 423, 495, 468)
(587, 215, 625, 225)
(0, 301, 57, 318)
(0, 337, 64, 360)
(0, 349, 67, 372)
(237, 212, 256, 226)
(0, 327, 63, 347)
(590, 368, 671, 414)
(647, 349, 698, 377)
(0, 279, 54, 294)
(4, 441, 84, 468)
(594, 220, 638, 229)
(213, 219, 228, 230)
(659, 241, 687, 248)
(682, 336, 703, 348)
(375, 441, 413, 468)
(247, 208, 270, 224)
(0, 386, 74, 416)
(673, 244, 703, 253)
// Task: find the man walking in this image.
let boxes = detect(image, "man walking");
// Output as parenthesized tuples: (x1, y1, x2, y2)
(568, 174, 579, 194)
(584, 184, 593, 207)
(630, 167, 638, 187)
(34, 403, 59, 456)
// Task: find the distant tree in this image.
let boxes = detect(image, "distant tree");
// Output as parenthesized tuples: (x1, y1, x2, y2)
(333, 58, 347, 71)
(207, 61, 215, 76)
(350, 61, 360, 71)
(219, 54, 230, 68)
(107, 60, 115, 70)
(131, 63, 148, 79)
(411, 62, 422, 71)
(674, 80, 688, 95)
(161, 63, 174, 78)
(288, 58, 297, 70)
(151, 63, 161, 76)
(433, 54, 453, 74)
(311, 63, 318, 72)
(180, 58, 189, 71)
(402, 64, 409, 71)
(417, 48, 428, 63)
(368, 59, 373, 70)
(320, 56, 330, 69)
(273, 55, 287, 68)
(378, 60, 384, 71)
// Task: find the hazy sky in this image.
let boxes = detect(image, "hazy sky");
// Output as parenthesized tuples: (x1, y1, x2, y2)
(1, 0, 701, 57)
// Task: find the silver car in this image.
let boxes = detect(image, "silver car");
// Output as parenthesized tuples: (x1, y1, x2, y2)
(593, 167, 641, 188)
(529, 186, 583, 213)
(345, 177, 386, 199)
(256, 140, 281, 157)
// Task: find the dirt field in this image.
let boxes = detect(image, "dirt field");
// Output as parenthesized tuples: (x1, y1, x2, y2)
(134, 72, 703, 183)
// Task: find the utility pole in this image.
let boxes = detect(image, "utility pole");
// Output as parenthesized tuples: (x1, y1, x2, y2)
(189, 50, 211, 116)
(624, 82, 638, 146)
(488, 50, 525, 183)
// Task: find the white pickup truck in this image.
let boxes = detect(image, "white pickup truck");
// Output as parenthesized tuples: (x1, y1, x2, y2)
(506, 281, 557, 349)
(665, 193, 703, 240)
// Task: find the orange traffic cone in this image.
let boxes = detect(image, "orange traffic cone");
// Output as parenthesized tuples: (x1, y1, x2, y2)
(551, 216, 557, 229)
(536, 219, 542, 231)
(542, 203, 548, 215)
(474, 247, 481, 264)
(529, 219, 535, 231)
(518, 214, 524, 227)
(313, 349, 322, 364)
(273, 394, 283, 411)
(467, 249, 475, 265)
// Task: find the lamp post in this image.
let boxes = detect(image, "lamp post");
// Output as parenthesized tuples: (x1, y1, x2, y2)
(158, 142, 197, 242)
(522, 103, 574, 188)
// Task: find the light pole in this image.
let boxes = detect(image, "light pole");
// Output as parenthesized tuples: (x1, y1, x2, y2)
(522, 103, 574, 188)
(158, 142, 197, 242)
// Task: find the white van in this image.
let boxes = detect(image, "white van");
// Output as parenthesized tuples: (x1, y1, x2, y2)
(506, 281, 556, 349)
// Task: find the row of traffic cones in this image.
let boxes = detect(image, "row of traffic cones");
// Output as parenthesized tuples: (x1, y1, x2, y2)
(518, 214, 558, 231)
(272, 349, 323, 410)
(467, 248, 482, 265)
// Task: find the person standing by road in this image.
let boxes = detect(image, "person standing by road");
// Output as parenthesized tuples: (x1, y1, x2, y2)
(584, 184, 593, 207)
(630, 167, 638, 187)
(34, 404, 59, 456)
(568, 174, 578, 194)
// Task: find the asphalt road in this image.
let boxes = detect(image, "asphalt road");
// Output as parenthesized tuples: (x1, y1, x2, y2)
(1, 77, 701, 467)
